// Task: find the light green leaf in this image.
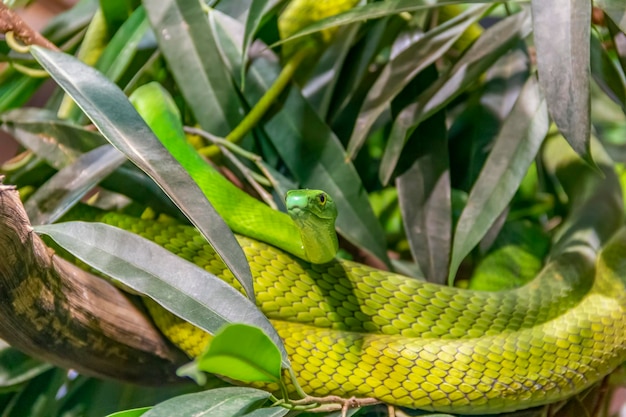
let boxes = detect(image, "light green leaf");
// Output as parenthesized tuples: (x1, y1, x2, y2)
(142, 387, 271, 417)
(532, 0, 591, 161)
(448, 75, 549, 284)
(105, 408, 151, 417)
(34, 221, 289, 366)
(196, 324, 281, 383)
(30, 46, 254, 301)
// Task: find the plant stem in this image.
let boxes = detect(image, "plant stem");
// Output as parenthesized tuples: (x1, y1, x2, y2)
(199, 47, 312, 158)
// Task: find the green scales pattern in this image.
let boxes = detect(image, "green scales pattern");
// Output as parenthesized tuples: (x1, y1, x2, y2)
(96, 212, 626, 414)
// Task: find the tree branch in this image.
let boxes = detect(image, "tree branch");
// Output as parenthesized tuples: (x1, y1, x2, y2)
(0, 180, 187, 384)
(0, 3, 58, 50)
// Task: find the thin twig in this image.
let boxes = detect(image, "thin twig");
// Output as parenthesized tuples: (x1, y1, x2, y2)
(0, 3, 58, 51)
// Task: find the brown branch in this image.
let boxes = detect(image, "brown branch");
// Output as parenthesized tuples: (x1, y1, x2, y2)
(0, 181, 188, 384)
(0, 3, 58, 50)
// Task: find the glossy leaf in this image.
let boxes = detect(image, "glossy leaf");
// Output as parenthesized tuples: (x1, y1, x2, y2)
(143, 0, 243, 136)
(448, 75, 549, 284)
(380, 10, 531, 184)
(30, 46, 254, 301)
(347, 4, 489, 159)
(24, 145, 125, 225)
(532, 0, 591, 161)
(196, 324, 281, 383)
(242, 0, 282, 76)
(142, 387, 271, 417)
(34, 221, 289, 366)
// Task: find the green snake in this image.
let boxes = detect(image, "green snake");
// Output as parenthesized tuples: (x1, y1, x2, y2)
(91, 83, 626, 414)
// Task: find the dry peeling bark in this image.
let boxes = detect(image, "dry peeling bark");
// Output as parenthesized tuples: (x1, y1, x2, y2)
(0, 182, 187, 384)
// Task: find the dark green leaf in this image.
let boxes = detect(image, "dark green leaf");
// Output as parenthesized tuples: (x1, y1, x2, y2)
(532, 0, 591, 161)
(591, 33, 626, 110)
(242, 408, 289, 417)
(0, 341, 52, 389)
(196, 324, 281, 383)
(397, 110, 450, 284)
(2, 369, 66, 417)
(30, 46, 254, 301)
(347, 4, 490, 159)
(380, 10, 531, 184)
(448, 75, 549, 284)
(242, 0, 282, 77)
(24, 145, 125, 225)
(142, 387, 271, 417)
(143, 0, 243, 136)
(34, 221, 289, 366)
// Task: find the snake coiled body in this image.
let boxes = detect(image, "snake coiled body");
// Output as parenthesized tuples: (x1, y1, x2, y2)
(94, 211, 626, 414)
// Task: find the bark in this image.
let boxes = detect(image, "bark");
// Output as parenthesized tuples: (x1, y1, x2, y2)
(0, 182, 187, 384)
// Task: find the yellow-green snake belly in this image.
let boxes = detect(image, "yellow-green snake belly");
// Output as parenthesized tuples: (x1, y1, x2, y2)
(94, 211, 626, 414)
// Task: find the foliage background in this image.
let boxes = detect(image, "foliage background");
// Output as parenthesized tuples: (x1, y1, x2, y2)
(0, 0, 626, 416)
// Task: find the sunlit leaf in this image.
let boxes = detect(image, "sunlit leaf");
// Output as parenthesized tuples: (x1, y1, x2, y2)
(196, 324, 281, 383)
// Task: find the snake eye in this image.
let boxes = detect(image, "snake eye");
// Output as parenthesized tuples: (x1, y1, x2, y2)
(318, 193, 326, 205)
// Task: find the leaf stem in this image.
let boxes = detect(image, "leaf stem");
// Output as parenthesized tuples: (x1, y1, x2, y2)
(199, 47, 312, 158)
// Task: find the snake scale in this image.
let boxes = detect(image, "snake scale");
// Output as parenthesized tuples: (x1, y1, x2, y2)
(67, 83, 625, 414)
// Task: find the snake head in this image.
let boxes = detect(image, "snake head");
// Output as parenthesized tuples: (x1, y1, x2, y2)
(285, 189, 337, 221)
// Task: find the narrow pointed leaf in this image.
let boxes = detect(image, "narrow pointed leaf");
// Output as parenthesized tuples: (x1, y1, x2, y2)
(25, 145, 125, 225)
(380, 11, 531, 184)
(448, 76, 549, 284)
(397, 111, 450, 284)
(142, 387, 271, 417)
(30, 46, 254, 301)
(347, 4, 489, 159)
(34, 222, 289, 365)
(532, 0, 591, 161)
(143, 0, 242, 136)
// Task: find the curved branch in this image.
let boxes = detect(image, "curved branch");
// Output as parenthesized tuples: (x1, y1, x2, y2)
(0, 181, 187, 384)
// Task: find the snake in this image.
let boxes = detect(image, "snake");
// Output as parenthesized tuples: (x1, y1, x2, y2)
(80, 83, 626, 414)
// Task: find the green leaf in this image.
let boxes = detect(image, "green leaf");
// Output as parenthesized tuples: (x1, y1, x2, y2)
(24, 145, 125, 225)
(448, 75, 549, 284)
(347, 4, 490, 159)
(142, 387, 272, 417)
(380, 10, 531, 184)
(591, 32, 626, 111)
(397, 110, 450, 284)
(143, 0, 243, 136)
(272, 0, 494, 49)
(96, 5, 151, 83)
(196, 324, 281, 383)
(33, 221, 290, 367)
(0, 341, 52, 389)
(242, 408, 289, 417)
(242, 0, 282, 78)
(1, 369, 66, 417)
(105, 407, 151, 417)
(532, 0, 591, 161)
(30, 46, 254, 302)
